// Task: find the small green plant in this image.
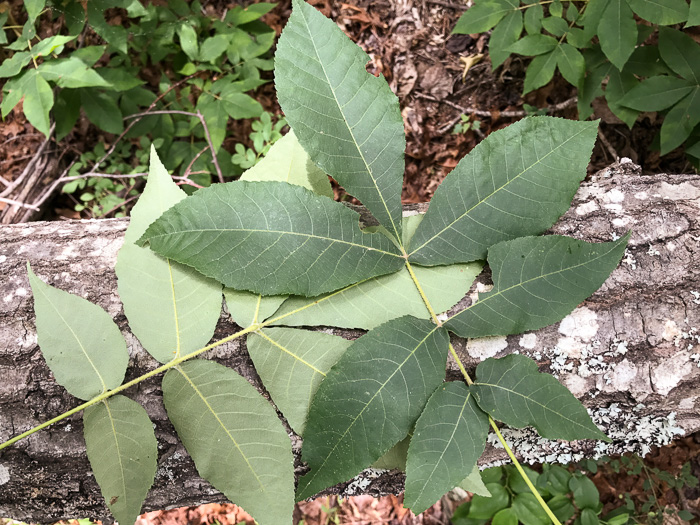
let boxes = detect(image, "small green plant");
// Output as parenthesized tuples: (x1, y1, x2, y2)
(453, 0, 700, 163)
(1, 2, 630, 525)
(452, 114, 482, 134)
(231, 112, 287, 170)
(452, 464, 632, 525)
(1, 0, 278, 191)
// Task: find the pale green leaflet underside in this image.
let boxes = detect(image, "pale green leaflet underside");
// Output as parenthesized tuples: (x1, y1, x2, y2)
(83, 395, 158, 525)
(116, 147, 222, 364)
(297, 316, 449, 500)
(471, 354, 610, 441)
(408, 117, 598, 266)
(276, 0, 405, 241)
(27, 263, 128, 401)
(162, 360, 294, 525)
(138, 180, 404, 296)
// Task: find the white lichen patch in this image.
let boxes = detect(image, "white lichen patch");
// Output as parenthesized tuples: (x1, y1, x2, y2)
(651, 352, 693, 396)
(556, 337, 585, 359)
(466, 336, 508, 361)
(14, 287, 27, 297)
(647, 245, 660, 256)
(483, 404, 685, 465)
(612, 216, 633, 227)
(0, 464, 9, 486)
(519, 333, 537, 349)
(622, 249, 637, 269)
(659, 181, 700, 201)
(576, 200, 599, 216)
(634, 191, 648, 200)
(559, 307, 599, 342)
(609, 359, 637, 391)
(666, 241, 676, 252)
(605, 188, 626, 203)
(0, 255, 6, 264)
(691, 291, 700, 305)
(562, 374, 589, 397)
(344, 468, 382, 495)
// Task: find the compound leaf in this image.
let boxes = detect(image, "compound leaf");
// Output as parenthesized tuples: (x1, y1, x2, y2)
(627, 0, 689, 25)
(297, 316, 449, 500)
(138, 181, 404, 297)
(445, 234, 629, 338)
(453, 0, 518, 34)
(241, 130, 332, 198)
(659, 26, 700, 83)
(471, 354, 609, 441)
(27, 263, 128, 400)
(272, 215, 482, 330)
(83, 395, 157, 525)
(408, 117, 598, 266)
(116, 147, 222, 364)
(247, 328, 352, 434)
(276, 0, 404, 241)
(404, 382, 489, 514)
(163, 360, 294, 525)
(619, 75, 695, 111)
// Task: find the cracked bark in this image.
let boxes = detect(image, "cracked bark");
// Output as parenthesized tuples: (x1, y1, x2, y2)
(0, 161, 699, 522)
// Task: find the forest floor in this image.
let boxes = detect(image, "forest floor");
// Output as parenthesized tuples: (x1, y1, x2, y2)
(0, 0, 699, 523)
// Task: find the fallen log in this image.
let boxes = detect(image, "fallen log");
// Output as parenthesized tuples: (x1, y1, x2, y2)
(0, 161, 699, 522)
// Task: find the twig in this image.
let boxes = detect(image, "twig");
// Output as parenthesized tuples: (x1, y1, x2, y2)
(90, 72, 201, 173)
(183, 145, 211, 179)
(123, 109, 225, 183)
(597, 128, 618, 161)
(100, 193, 141, 218)
(59, 172, 148, 183)
(0, 123, 55, 199)
(425, 0, 468, 9)
(0, 196, 40, 211)
(415, 93, 578, 134)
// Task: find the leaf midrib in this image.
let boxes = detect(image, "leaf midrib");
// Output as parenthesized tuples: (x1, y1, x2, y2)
(408, 124, 592, 257)
(297, 2, 402, 243)
(177, 366, 265, 490)
(104, 400, 129, 511)
(257, 330, 326, 376)
(299, 325, 439, 496)
(147, 227, 403, 258)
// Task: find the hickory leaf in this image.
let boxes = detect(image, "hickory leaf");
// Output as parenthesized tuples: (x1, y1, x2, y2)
(138, 180, 405, 296)
(162, 359, 294, 525)
(445, 234, 629, 338)
(276, 0, 405, 240)
(404, 382, 490, 513)
(598, 0, 637, 71)
(627, 0, 689, 25)
(619, 76, 695, 111)
(83, 395, 158, 525)
(247, 328, 352, 434)
(471, 354, 609, 441)
(522, 51, 558, 93)
(453, 0, 519, 34)
(407, 117, 598, 266)
(297, 316, 449, 500)
(27, 263, 128, 400)
(116, 148, 222, 364)
(659, 87, 700, 155)
(489, 10, 523, 68)
(659, 26, 700, 84)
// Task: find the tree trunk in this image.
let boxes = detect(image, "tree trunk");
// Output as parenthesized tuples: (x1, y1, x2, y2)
(0, 161, 698, 522)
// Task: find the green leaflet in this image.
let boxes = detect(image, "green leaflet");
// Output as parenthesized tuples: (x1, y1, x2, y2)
(247, 328, 352, 434)
(408, 117, 598, 266)
(458, 465, 492, 497)
(605, 69, 639, 129)
(404, 382, 489, 514)
(297, 316, 449, 500)
(659, 26, 700, 84)
(619, 76, 695, 112)
(471, 354, 609, 441)
(271, 215, 482, 330)
(37, 57, 112, 88)
(225, 290, 287, 328)
(83, 395, 158, 525)
(19, 70, 53, 137)
(138, 180, 404, 296)
(452, 0, 519, 34)
(80, 88, 123, 134)
(489, 11, 523, 68)
(27, 263, 128, 401)
(116, 148, 222, 364)
(162, 360, 294, 525)
(522, 51, 558, 94)
(241, 130, 333, 198)
(659, 87, 700, 155)
(445, 234, 629, 338)
(275, 0, 405, 241)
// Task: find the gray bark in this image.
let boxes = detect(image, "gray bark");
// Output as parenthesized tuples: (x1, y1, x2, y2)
(0, 161, 699, 522)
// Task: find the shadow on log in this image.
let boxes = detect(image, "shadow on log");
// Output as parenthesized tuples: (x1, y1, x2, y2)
(0, 161, 699, 522)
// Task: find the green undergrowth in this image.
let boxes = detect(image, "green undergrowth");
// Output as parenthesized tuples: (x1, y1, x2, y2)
(454, 0, 700, 166)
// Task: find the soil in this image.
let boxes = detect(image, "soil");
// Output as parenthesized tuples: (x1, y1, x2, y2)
(1, 0, 699, 523)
